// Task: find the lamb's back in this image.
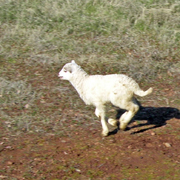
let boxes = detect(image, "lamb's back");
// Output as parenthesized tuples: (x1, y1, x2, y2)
(81, 74, 136, 105)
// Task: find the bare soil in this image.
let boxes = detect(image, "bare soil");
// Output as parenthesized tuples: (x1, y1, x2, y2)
(0, 62, 180, 180)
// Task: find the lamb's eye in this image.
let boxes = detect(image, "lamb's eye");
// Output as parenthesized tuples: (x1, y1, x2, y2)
(64, 69, 67, 73)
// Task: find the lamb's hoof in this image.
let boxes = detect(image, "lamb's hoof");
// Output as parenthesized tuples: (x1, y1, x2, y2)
(108, 118, 118, 127)
(101, 131, 109, 137)
(120, 123, 128, 131)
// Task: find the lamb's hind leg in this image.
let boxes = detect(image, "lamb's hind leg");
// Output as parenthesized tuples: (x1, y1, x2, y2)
(119, 103, 139, 130)
(95, 106, 109, 137)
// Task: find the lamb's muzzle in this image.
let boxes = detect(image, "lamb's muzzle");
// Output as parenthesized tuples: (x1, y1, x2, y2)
(58, 60, 153, 137)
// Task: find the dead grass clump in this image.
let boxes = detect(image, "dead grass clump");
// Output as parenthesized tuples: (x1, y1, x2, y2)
(0, 78, 39, 133)
(0, 77, 37, 107)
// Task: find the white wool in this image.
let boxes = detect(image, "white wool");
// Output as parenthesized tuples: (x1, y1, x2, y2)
(59, 60, 153, 137)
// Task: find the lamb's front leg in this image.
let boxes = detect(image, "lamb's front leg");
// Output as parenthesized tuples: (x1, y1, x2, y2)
(108, 118, 118, 127)
(95, 107, 109, 137)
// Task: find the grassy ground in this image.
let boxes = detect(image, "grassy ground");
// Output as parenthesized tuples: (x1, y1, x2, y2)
(0, 0, 180, 179)
(1, 0, 180, 133)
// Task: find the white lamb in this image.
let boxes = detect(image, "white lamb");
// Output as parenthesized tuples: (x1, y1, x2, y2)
(58, 60, 153, 137)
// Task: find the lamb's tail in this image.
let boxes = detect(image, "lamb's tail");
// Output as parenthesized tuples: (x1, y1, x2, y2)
(134, 87, 153, 97)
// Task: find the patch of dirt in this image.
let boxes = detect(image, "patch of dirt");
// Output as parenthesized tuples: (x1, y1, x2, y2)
(0, 119, 180, 180)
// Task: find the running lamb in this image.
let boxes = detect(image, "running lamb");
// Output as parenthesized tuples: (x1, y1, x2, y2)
(58, 60, 152, 137)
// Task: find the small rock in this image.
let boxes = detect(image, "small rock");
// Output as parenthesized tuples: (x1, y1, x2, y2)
(164, 143, 171, 148)
(7, 161, 13, 165)
(75, 169, 81, 172)
(61, 140, 66, 143)
(34, 158, 41, 161)
(0, 175, 7, 179)
(150, 131, 156, 136)
(24, 104, 29, 109)
(109, 139, 116, 143)
(5, 146, 12, 149)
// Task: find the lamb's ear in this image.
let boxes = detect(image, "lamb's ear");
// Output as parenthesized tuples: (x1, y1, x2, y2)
(71, 60, 76, 64)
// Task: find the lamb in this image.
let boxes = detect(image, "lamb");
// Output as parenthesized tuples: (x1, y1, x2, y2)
(58, 60, 153, 137)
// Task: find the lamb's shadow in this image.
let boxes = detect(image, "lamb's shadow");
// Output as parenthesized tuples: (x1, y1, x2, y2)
(113, 106, 180, 135)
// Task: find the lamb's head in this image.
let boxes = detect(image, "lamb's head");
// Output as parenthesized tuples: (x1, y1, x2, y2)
(58, 60, 79, 80)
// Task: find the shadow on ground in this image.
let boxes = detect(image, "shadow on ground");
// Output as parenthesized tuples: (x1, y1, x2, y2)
(114, 106, 180, 134)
